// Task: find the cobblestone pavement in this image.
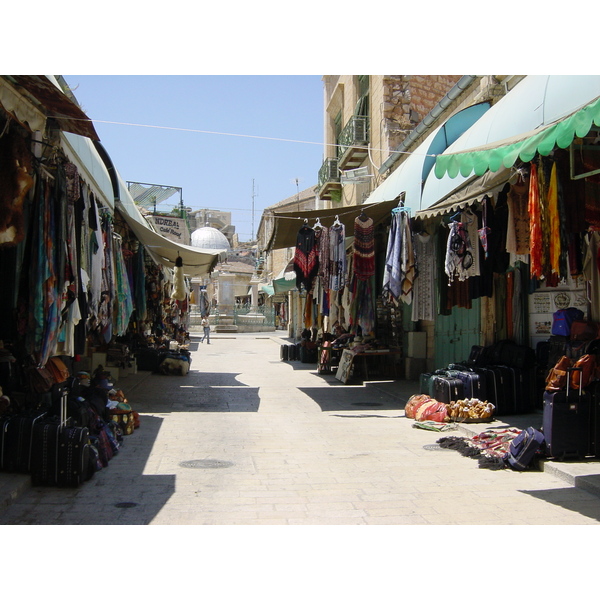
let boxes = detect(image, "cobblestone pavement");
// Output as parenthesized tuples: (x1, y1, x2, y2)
(1, 333, 600, 526)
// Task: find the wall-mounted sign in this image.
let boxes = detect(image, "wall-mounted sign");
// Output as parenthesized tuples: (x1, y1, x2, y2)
(147, 216, 190, 245)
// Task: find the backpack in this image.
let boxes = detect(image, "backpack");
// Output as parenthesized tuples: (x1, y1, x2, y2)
(504, 427, 545, 471)
(552, 308, 584, 337)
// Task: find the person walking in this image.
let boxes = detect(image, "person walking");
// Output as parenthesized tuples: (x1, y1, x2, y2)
(201, 317, 211, 344)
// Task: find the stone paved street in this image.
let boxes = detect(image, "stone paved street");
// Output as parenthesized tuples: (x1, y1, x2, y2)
(1, 333, 600, 526)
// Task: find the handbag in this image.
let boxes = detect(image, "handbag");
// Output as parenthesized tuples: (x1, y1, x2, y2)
(46, 356, 70, 383)
(545, 355, 572, 391)
(570, 354, 597, 390)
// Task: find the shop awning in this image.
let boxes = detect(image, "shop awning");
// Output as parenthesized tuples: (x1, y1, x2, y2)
(260, 284, 275, 296)
(416, 167, 511, 221)
(266, 197, 400, 251)
(2, 76, 100, 140)
(113, 173, 224, 277)
(432, 76, 600, 180)
(117, 206, 223, 277)
(61, 132, 115, 209)
(365, 101, 490, 211)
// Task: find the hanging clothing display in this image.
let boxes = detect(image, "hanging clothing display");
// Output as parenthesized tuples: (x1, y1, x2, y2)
(353, 215, 375, 280)
(293, 224, 319, 292)
(400, 215, 415, 304)
(444, 219, 475, 284)
(329, 222, 346, 291)
(528, 162, 543, 279)
(382, 210, 404, 303)
(411, 231, 436, 322)
(506, 174, 530, 256)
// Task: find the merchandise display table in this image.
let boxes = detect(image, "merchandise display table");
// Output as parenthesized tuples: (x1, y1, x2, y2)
(334, 348, 402, 383)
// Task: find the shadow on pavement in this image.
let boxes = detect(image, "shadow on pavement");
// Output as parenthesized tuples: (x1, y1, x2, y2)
(126, 371, 261, 413)
(0, 415, 176, 525)
(520, 485, 600, 523)
(298, 385, 405, 412)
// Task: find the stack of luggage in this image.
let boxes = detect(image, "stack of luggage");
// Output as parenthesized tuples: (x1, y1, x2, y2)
(420, 340, 537, 417)
(0, 359, 140, 487)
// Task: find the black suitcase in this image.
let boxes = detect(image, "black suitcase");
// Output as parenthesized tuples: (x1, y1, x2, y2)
(542, 369, 591, 460)
(432, 374, 465, 404)
(30, 387, 92, 486)
(280, 344, 289, 361)
(30, 417, 62, 485)
(448, 365, 486, 399)
(56, 425, 92, 487)
(489, 365, 517, 416)
(590, 381, 600, 458)
(1, 411, 47, 473)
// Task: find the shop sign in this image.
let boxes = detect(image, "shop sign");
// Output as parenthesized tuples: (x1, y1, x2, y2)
(148, 216, 190, 245)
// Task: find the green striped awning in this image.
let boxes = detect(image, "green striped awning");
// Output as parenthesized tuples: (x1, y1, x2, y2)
(434, 95, 600, 179)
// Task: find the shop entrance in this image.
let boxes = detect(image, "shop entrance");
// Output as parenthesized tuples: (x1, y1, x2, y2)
(434, 298, 481, 369)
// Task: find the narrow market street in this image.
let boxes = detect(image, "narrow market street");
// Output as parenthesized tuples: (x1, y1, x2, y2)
(1, 332, 600, 526)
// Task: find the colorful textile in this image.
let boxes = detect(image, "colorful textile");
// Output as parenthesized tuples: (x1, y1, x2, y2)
(382, 211, 403, 302)
(547, 161, 561, 274)
(293, 225, 319, 292)
(329, 223, 346, 291)
(353, 216, 375, 280)
(528, 162, 543, 278)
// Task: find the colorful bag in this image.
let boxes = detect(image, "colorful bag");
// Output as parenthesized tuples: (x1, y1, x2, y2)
(415, 400, 448, 422)
(570, 354, 597, 390)
(551, 308, 584, 336)
(405, 394, 433, 419)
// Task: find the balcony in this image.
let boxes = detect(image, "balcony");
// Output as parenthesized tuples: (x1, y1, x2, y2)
(337, 115, 370, 170)
(316, 157, 341, 201)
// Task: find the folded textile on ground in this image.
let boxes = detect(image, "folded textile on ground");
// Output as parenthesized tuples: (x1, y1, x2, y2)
(437, 428, 522, 470)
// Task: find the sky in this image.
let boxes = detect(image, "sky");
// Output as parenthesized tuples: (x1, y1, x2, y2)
(63, 75, 325, 242)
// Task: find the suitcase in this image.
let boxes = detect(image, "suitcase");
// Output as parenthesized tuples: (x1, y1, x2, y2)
(30, 387, 92, 486)
(488, 365, 517, 416)
(432, 374, 465, 404)
(56, 425, 92, 486)
(542, 369, 591, 460)
(448, 365, 487, 399)
(280, 344, 289, 361)
(590, 381, 600, 458)
(420, 372, 436, 396)
(1, 411, 47, 473)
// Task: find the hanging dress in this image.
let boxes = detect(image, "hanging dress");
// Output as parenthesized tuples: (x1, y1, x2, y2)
(382, 211, 403, 303)
(293, 225, 319, 292)
(411, 231, 436, 321)
(329, 222, 346, 291)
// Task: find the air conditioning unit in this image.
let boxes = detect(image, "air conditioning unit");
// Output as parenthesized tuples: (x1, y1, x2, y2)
(352, 118, 369, 144)
(341, 166, 373, 184)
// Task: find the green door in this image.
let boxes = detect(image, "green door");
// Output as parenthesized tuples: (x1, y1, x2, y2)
(434, 299, 481, 370)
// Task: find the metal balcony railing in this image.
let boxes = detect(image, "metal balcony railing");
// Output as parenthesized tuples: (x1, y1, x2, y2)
(338, 115, 370, 157)
(317, 157, 340, 188)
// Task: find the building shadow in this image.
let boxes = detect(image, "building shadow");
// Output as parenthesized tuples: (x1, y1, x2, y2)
(124, 371, 261, 413)
(520, 482, 600, 523)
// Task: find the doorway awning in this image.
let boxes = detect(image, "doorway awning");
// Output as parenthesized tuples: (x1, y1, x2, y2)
(432, 76, 600, 180)
(266, 198, 400, 251)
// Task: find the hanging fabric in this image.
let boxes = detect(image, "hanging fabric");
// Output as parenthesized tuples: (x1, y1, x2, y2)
(293, 223, 319, 292)
(411, 231, 436, 322)
(444, 218, 474, 284)
(353, 213, 375, 280)
(329, 220, 346, 291)
(528, 162, 543, 279)
(400, 214, 415, 303)
(382, 211, 403, 303)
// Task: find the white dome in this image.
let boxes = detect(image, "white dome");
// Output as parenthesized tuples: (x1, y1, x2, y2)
(190, 226, 231, 250)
